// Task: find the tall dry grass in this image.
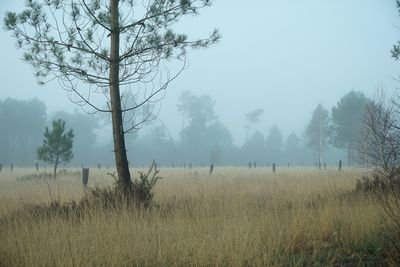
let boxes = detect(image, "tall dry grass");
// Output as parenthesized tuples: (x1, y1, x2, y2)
(0, 167, 397, 266)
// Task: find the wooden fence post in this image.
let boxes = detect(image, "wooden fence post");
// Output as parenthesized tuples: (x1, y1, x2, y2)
(10, 164, 13, 172)
(82, 168, 89, 189)
(209, 164, 214, 175)
(272, 163, 276, 173)
(338, 160, 342, 171)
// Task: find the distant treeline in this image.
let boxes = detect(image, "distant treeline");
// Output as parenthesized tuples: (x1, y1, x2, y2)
(0, 90, 367, 168)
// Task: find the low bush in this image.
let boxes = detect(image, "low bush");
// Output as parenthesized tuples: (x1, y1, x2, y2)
(355, 175, 391, 194)
(2, 162, 161, 224)
(355, 173, 400, 229)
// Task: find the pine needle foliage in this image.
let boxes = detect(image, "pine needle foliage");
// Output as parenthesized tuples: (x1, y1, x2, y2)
(37, 119, 74, 179)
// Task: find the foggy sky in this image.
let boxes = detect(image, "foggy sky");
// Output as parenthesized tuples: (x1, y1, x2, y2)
(1, 1, 399, 145)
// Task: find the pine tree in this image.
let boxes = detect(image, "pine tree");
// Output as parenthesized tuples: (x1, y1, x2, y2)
(37, 119, 74, 179)
(331, 91, 368, 166)
(4, 0, 219, 193)
(305, 104, 330, 168)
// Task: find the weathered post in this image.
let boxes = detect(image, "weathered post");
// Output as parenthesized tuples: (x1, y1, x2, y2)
(272, 163, 276, 173)
(82, 168, 89, 189)
(98, 163, 101, 170)
(209, 164, 214, 175)
(338, 160, 342, 172)
(35, 163, 39, 172)
(0, 164, 3, 172)
(248, 162, 252, 169)
(10, 163, 13, 172)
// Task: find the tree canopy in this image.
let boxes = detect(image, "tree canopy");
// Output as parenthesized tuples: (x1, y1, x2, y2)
(284, 132, 303, 165)
(0, 98, 46, 165)
(305, 104, 330, 167)
(266, 125, 283, 164)
(5, 0, 219, 190)
(37, 119, 74, 178)
(242, 130, 267, 164)
(331, 91, 368, 165)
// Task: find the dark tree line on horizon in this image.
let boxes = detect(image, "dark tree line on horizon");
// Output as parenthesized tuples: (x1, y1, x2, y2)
(0, 90, 369, 169)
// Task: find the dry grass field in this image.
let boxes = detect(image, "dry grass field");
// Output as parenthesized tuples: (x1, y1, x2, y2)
(0, 166, 399, 266)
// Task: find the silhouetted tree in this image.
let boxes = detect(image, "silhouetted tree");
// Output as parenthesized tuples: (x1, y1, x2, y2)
(131, 125, 176, 165)
(244, 108, 264, 140)
(204, 121, 234, 164)
(0, 98, 46, 165)
(178, 91, 217, 163)
(53, 110, 100, 165)
(284, 132, 303, 165)
(266, 125, 283, 164)
(305, 104, 330, 167)
(242, 130, 267, 164)
(177, 91, 217, 129)
(246, 109, 264, 124)
(5, 0, 219, 192)
(37, 119, 74, 179)
(331, 91, 368, 166)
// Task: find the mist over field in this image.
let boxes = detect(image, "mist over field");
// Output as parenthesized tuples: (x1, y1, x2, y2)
(2, 1, 400, 266)
(0, 0, 399, 168)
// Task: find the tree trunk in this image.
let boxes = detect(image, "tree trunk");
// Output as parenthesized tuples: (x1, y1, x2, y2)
(109, 0, 132, 190)
(53, 156, 59, 179)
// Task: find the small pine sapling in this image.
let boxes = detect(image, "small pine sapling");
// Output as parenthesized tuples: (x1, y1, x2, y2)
(37, 119, 74, 179)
